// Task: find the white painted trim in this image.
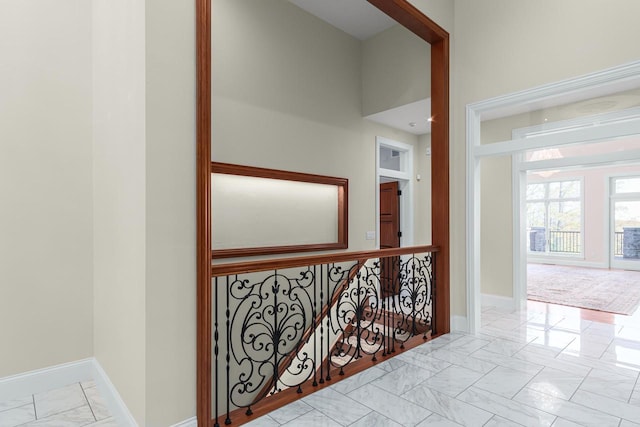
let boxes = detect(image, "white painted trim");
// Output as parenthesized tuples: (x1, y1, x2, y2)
(527, 258, 608, 269)
(0, 358, 93, 402)
(475, 119, 640, 158)
(91, 358, 138, 426)
(466, 60, 640, 334)
(170, 417, 197, 427)
(481, 293, 515, 310)
(465, 105, 482, 335)
(468, 61, 640, 117)
(0, 359, 138, 426)
(450, 315, 469, 333)
(513, 106, 640, 138)
(520, 149, 640, 172)
(511, 153, 527, 311)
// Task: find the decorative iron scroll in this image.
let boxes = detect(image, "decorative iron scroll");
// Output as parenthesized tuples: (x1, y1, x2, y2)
(213, 251, 435, 426)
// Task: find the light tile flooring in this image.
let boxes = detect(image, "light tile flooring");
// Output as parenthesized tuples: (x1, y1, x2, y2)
(244, 302, 640, 427)
(3, 302, 639, 426)
(0, 381, 116, 427)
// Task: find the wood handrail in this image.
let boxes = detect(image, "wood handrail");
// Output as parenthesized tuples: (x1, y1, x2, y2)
(211, 245, 439, 277)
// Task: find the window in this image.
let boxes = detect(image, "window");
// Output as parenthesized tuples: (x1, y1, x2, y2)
(526, 179, 582, 255)
(611, 176, 640, 261)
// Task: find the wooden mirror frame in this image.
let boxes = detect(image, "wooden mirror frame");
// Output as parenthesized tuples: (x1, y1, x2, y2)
(196, 1, 449, 425)
(211, 162, 348, 259)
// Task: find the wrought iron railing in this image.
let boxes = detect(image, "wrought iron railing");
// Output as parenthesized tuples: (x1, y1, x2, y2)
(548, 230, 581, 253)
(614, 232, 624, 257)
(210, 245, 438, 426)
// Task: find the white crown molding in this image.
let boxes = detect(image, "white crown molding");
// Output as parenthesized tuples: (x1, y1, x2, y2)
(468, 60, 640, 118)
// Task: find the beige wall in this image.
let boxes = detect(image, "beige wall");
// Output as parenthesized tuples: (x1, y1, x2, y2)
(212, 0, 427, 256)
(144, 0, 197, 424)
(92, 0, 147, 424)
(0, 0, 93, 377)
(362, 24, 430, 116)
(416, 134, 433, 245)
(480, 156, 513, 297)
(452, 0, 640, 315)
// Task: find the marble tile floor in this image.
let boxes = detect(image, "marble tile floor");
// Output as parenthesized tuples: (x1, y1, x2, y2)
(0, 381, 116, 427)
(243, 302, 640, 427)
(3, 301, 639, 426)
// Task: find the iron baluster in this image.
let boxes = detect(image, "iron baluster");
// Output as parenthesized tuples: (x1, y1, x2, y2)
(214, 277, 219, 427)
(312, 265, 318, 387)
(412, 257, 417, 337)
(271, 270, 279, 401)
(431, 252, 437, 336)
(391, 257, 396, 353)
(325, 263, 331, 382)
(319, 264, 324, 384)
(225, 276, 231, 425)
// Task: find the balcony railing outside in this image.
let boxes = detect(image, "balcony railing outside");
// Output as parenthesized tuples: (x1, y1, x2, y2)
(549, 230, 581, 253)
(529, 229, 581, 254)
(210, 246, 438, 426)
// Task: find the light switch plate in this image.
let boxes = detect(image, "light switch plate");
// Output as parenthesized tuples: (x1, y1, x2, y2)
(366, 231, 376, 240)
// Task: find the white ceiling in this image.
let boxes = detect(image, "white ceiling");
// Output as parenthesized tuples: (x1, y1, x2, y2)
(365, 99, 432, 135)
(288, 0, 396, 41)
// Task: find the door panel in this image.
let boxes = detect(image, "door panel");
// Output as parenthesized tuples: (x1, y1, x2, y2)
(380, 181, 400, 297)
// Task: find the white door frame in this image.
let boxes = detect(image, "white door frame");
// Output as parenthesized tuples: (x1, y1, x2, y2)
(466, 60, 640, 334)
(376, 136, 414, 249)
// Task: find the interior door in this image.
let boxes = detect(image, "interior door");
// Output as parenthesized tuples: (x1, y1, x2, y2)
(380, 181, 400, 297)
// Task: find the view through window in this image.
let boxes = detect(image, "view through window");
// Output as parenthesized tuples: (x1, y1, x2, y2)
(612, 176, 640, 260)
(527, 178, 582, 255)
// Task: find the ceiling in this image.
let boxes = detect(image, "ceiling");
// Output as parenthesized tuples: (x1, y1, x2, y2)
(365, 99, 432, 135)
(288, 0, 396, 40)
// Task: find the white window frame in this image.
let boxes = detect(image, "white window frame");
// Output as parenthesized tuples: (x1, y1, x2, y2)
(525, 177, 584, 258)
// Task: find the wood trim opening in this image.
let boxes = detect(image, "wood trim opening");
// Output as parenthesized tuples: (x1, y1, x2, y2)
(211, 162, 348, 259)
(197, 1, 450, 425)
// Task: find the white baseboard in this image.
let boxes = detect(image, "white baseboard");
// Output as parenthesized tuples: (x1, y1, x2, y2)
(528, 258, 607, 269)
(0, 358, 93, 402)
(91, 359, 138, 427)
(170, 417, 197, 427)
(451, 315, 468, 333)
(481, 293, 515, 310)
(0, 358, 138, 426)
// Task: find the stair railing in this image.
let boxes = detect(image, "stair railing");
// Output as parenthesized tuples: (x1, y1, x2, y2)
(210, 245, 439, 426)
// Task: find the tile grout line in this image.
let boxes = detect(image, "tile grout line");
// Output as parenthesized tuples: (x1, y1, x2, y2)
(32, 394, 37, 420)
(457, 385, 558, 426)
(80, 381, 98, 422)
(629, 369, 640, 404)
